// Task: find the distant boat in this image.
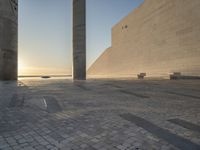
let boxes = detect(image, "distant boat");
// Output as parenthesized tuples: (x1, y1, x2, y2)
(41, 76, 51, 79)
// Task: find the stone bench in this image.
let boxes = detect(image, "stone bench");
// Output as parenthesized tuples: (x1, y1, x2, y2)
(170, 72, 200, 80)
(137, 73, 146, 79)
(170, 72, 181, 80)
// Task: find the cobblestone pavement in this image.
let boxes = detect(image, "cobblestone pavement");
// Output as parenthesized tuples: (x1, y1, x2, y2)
(0, 78, 200, 150)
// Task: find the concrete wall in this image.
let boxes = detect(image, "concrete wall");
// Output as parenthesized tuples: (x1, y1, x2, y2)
(73, 0, 86, 80)
(0, 0, 18, 80)
(88, 0, 200, 78)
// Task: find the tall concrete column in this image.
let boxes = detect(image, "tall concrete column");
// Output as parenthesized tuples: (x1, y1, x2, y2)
(0, 0, 18, 80)
(73, 0, 86, 80)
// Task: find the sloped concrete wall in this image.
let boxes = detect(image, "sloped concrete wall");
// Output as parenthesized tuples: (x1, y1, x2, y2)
(88, 0, 200, 78)
(0, 0, 18, 80)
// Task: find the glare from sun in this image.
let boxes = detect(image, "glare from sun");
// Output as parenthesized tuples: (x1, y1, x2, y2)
(18, 60, 25, 69)
(18, 60, 27, 75)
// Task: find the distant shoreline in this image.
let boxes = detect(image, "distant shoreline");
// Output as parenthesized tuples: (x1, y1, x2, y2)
(18, 75, 72, 78)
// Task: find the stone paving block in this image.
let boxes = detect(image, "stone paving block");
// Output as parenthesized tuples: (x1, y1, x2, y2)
(0, 79, 200, 150)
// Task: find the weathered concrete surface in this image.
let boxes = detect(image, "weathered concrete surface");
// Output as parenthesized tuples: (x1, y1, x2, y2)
(88, 0, 200, 78)
(0, 0, 18, 80)
(0, 78, 200, 149)
(73, 0, 86, 80)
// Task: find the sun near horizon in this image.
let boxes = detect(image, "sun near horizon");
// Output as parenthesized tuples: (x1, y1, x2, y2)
(18, 59, 71, 76)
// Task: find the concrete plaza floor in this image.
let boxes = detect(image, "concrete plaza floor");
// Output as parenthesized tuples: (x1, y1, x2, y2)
(0, 78, 200, 150)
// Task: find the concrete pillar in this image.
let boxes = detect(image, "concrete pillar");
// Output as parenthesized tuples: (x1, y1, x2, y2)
(0, 0, 18, 80)
(73, 0, 86, 80)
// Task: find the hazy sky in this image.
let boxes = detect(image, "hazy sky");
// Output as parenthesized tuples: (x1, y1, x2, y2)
(18, 0, 144, 75)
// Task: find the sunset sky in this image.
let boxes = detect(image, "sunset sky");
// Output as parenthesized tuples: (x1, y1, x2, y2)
(18, 0, 144, 75)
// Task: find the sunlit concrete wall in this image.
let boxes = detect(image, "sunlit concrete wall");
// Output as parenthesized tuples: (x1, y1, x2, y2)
(0, 0, 18, 80)
(88, 0, 200, 78)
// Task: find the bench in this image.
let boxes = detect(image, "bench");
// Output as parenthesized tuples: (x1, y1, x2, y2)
(170, 72, 181, 80)
(137, 73, 146, 79)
